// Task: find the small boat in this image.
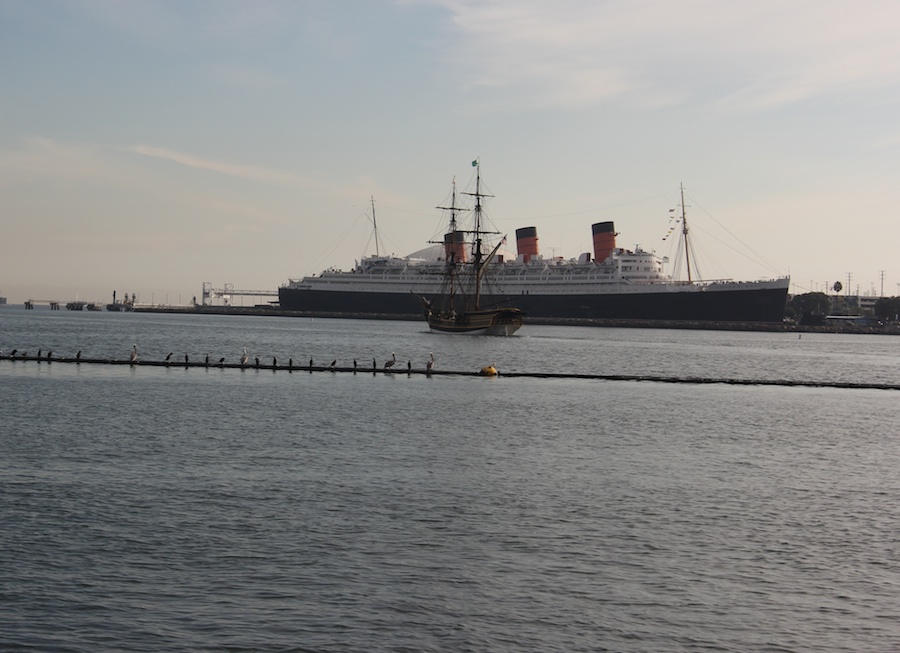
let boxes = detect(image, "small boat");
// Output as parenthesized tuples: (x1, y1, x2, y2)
(420, 161, 523, 336)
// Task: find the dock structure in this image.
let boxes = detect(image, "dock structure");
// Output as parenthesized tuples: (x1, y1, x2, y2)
(24, 299, 61, 310)
(1, 353, 898, 391)
(201, 282, 278, 307)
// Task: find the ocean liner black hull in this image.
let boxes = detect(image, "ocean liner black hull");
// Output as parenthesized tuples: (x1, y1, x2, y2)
(278, 283, 788, 323)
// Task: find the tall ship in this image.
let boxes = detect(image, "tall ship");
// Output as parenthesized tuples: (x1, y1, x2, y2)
(419, 163, 523, 335)
(279, 179, 790, 324)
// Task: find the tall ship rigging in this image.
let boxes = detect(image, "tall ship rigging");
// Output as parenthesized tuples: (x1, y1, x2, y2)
(418, 162, 523, 335)
(278, 172, 790, 324)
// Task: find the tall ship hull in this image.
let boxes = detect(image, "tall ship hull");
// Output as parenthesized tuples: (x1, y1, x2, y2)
(279, 188, 790, 324)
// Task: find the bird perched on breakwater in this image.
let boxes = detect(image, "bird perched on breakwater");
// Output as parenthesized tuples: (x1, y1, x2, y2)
(184, 353, 189, 365)
(426, 352, 435, 373)
(130, 345, 138, 364)
(76, 350, 81, 361)
(384, 352, 397, 371)
(10, 349, 16, 357)
(372, 358, 377, 370)
(407, 360, 411, 372)
(205, 354, 210, 367)
(255, 357, 260, 368)
(218, 357, 225, 367)
(330, 359, 337, 371)
(353, 358, 358, 369)
(165, 352, 173, 364)
(47, 351, 52, 362)
(37, 348, 42, 359)
(272, 356, 277, 368)
(309, 357, 314, 369)
(241, 348, 249, 367)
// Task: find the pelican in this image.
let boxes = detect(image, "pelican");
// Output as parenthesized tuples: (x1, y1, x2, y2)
(384, 352, 397, 370)
(241, 348, 249, 367)
(426, 352, 435, 373)
(130, 345, 138, 364)
(330, 359, 337, 370)
(218, 357, 225, 366)
(165, 352, 173, 364)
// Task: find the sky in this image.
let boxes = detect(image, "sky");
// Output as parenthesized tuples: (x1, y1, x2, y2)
(2, 0, 900, 305)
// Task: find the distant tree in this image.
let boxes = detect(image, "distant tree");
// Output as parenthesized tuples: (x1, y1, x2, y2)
(874, 297, 900, 322)
(788, 292, 832, 325)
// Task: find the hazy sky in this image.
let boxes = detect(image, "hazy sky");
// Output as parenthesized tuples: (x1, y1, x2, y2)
(2, 0, 899, 305)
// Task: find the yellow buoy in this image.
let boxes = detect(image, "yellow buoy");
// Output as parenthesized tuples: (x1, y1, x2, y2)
(480, 365, 498, 377)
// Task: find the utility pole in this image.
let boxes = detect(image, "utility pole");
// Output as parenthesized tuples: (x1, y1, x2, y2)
(880, 270, 885, 298)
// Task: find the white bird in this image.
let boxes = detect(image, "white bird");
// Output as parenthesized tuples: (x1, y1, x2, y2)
(130, 344, 138, 364)
(241, 347, 249, 367)
(426, 352, 435, 373)
(384, 352, 397, 370)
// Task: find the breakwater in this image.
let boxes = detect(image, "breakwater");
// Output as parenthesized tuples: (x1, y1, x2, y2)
(3, 353, 897, 391)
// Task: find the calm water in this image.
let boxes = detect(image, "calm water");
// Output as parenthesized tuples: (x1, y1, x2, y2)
(1, 307, 899, 652)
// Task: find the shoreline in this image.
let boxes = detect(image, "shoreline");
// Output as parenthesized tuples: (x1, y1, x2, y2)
(128, 304, 900, 335)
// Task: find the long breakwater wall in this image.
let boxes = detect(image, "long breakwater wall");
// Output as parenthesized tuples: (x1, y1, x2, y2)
(2, 354, 897, 391)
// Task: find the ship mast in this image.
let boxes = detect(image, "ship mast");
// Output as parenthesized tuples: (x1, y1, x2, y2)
(464, 160, 492, 309)
(680, 183, 693, 284)
(435, 178, 462, 303)
(436, 177, 462, 234)
(369, 196, 382, 257)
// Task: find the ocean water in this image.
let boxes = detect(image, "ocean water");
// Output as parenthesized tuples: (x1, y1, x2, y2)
(1, 307, 899, 652)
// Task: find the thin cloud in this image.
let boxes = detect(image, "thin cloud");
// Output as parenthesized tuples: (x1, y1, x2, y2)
(426, 0, 900, 112)
(128, 145, 310, 187)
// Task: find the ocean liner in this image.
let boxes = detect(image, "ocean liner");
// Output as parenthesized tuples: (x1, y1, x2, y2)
(279, 184, 790, 323)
